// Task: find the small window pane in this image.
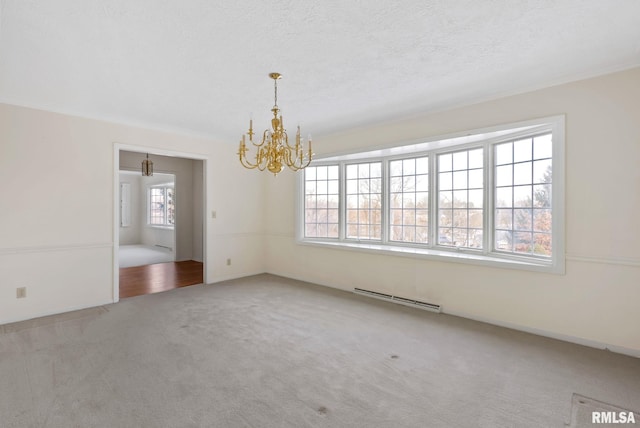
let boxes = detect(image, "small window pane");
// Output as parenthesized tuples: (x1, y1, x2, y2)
(496, 187, 512, 207)
(468, 169, 483, 189)
(440, 172, 453, 190)
(513, 162, 532, 185)
(533, 159, 552, 184)
(453, 190, 467, 208)
(496, 143, 512, 165)
(439, 153, 452, 172)
(469, 189, 483, 209)
(317, 166, 328, 180)
(468, 149, 483, 169)
(495, 209, 513, 229)
(416, 157, 429, 174)
(453, 151, 467, 170)
(453, 171, 467, 190)
(390, 160, 402, 176)
(514, 138, 533, 163)
(514, 185, 532, 207)
(496, 165, 513, 187)
(534, 134, 552, 159)
(403, 159, 415, 175)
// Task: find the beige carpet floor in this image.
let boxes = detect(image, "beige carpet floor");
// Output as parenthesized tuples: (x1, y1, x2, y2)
(1, 274, 639, 427)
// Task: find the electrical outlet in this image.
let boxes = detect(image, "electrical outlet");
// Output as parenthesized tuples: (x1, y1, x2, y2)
(226, 258, 231, 266)
(16, 287, 27, 299)
(211, 210, 217, 219)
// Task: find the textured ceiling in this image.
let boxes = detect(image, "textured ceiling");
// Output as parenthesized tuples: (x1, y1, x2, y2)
(1, 0, 639, 142)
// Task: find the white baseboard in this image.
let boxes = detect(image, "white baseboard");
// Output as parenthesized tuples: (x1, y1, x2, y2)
(0, 299, 114, 327)
(444, 308, 640, 359)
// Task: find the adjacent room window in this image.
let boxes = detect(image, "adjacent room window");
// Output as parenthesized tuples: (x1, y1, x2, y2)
(297, 116, 564, 272)
(148, 185, 175, 227)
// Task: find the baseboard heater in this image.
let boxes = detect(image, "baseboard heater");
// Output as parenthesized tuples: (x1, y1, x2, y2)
(353, 288, 441, 313)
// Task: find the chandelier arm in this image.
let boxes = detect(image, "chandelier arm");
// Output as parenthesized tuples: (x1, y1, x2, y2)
(239, 154, 260, 170)
(251, 137, 266, 148)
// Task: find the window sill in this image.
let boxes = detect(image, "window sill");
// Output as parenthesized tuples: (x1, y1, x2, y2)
(297, 239, 563, 274)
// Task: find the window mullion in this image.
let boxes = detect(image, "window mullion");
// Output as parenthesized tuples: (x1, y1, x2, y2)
(484, 142, 493, 255)
(339, 162, 346, 241)
(429, 154, 437, 248)
(382, 159, 389, 244)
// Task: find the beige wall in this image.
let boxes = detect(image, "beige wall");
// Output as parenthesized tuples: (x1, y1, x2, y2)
(264, 67, 640, 355)
(0, 104, 265, 324)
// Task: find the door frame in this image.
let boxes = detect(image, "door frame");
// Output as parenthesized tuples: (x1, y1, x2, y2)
(113, 143, 209, 303)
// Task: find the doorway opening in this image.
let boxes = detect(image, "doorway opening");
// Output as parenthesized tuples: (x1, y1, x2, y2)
(114, 147, 207, 301)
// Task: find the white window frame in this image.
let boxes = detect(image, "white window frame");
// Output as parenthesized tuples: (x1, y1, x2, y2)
(147, 184, 175, 229)
(296, 116, 565, 274)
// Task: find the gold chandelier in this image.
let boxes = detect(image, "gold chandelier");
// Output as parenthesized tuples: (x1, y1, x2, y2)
(238, 73, 313, 175)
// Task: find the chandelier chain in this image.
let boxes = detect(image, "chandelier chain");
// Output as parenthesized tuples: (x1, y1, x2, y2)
(274, 78, 278, 107)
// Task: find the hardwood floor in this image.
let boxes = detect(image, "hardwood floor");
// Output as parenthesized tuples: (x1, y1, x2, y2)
(119, 260, 203, 299)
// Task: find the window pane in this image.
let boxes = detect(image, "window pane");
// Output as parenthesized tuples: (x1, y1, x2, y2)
(416, 157, 429, 174)
(440, 172, 453, 190)
(403, 158, 415, 175)
(469, 189, 483, 209)
(370, 163, 381, 178)
(495, 209, 513, 229)
(533, 233, 552, 255)
(494, 135, 552, 257)
(534, 134, 552, 159)
(513, 162, 532, 185)
(533, 209, 552, 232)
(416, 174, 429, 192)
(495, 187, 512, 207)
(317, 166, 328, 180)
(468, 169, 483, 189)
(533, 159, 552, 184)
(495, 143, 512, 165)
(514, 185, 532, 207)
(496, 165, 512, 187)
(389, 156, 429, 244)
(495, 230, 512, 251)
(345, 162, 382, 240)
(439, 228, 453, 246)
(438, 148, 483, 249)
(453, 151, 467, 170)
(533, 184, 552, 208)
(468, 149, 483, 169)
(390, 160, 402, 176)
(514, 138, 533, 163)
(304, 165, 340, 238)
(439, 153, 452, 172)
(453, 171, 467, 189)
(453, 190, 467, 208)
